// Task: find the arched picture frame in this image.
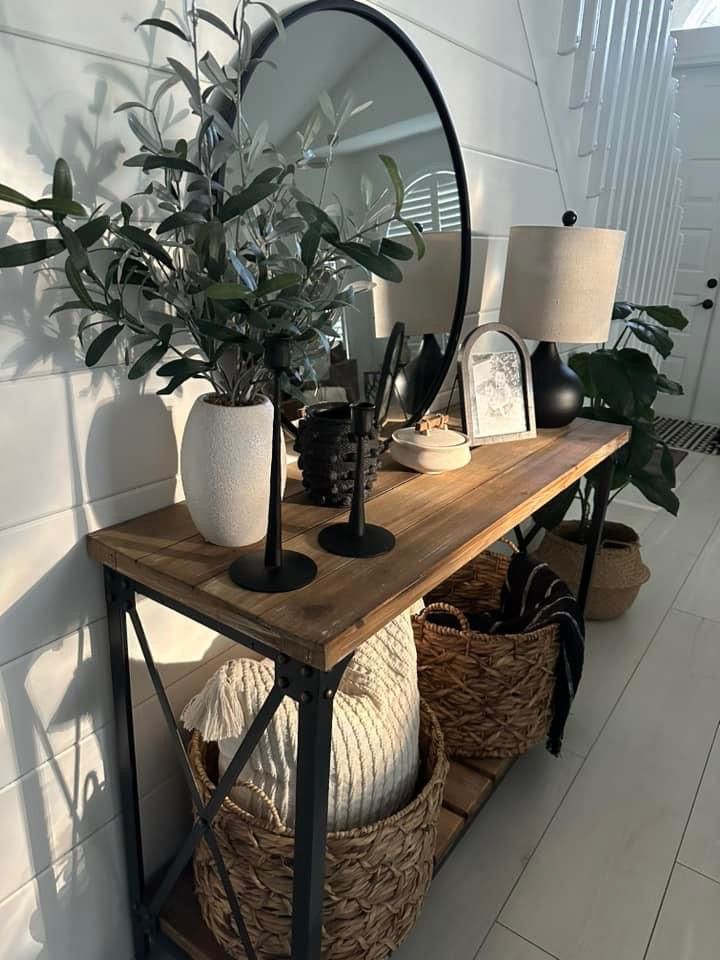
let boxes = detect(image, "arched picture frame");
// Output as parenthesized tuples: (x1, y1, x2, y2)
(458, 323, 536, 446)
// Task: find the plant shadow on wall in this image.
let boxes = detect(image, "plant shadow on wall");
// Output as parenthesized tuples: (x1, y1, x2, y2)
(0, 21, 198, 956)
(0, 1, 421, 952)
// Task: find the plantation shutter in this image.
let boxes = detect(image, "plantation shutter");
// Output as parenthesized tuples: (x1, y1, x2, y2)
(387, 171, 460, 237)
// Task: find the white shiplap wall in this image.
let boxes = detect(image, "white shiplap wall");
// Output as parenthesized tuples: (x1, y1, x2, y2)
(0, 2, 580, 957)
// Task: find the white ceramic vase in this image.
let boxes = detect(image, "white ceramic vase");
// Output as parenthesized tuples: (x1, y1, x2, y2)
(181, 394, 276, 547)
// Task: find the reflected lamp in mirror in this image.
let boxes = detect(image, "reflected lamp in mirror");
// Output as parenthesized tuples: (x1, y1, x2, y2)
(499, 215, 625, 428)
(372, 231, 463, 421)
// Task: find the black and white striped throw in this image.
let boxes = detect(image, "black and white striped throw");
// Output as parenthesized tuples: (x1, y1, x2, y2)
(468, 553, 585, 757)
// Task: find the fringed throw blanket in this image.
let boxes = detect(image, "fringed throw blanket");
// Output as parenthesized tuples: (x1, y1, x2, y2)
(477, 551, 585, 756)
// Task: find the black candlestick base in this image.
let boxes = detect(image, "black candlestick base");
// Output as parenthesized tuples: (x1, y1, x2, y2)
(229, 550, 318, 593)
(318, 522, 395, 558)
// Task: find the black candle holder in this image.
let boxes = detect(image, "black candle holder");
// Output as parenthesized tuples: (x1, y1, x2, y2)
(318, 402, 396, 558)
(229, 338, 318, 593)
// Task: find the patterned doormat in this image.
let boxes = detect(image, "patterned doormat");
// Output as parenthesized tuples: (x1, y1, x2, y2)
(655, 416, 720, 454)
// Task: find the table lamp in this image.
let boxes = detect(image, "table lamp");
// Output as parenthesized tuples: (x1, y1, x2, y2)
(498, 211, 625, 428)
(372, 231, 463, 420)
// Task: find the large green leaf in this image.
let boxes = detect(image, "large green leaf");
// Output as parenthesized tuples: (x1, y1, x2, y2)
(632, 467, 680, 516)
(0, 237, 65, 267)
(196, 9, 236, 39)
(295, 200, 339, 240)
(612, 301, 635, 320)
(587, 348, 657, 417)
(157, 211, 206, 234)
(641, 304, 688, 330)
(116, 225, 173, 268)
(76, 216, 110, 248)
(52, 158, 73, 202)
(194, 220, 226, 280)
(58, 223, 89, 271)
(205, 282, 254, 301)
(155, 356, 212, 395)
(625, 318, 674, 358)
(301, 224, 321, 270)
(128, 340, 169, 379)
(400, 218, 426, 260)
(379, 237, 414, 261)
(85, 323, 123, 366)
(249, 0, 286, 40)
(379, 154, 404, 215)
(624, 420, 657, 474)
(0, 184, 37, 209)
(532, 480, 580, 530)
(196, 321, 263, 353)
(65, 258, 94, 309)
(219, 182, 278, 222)
(660, 443, 676, 485)
(167, 57, 201, 107)
(138, 18, 189, 41)
(656, 372, 684, 396)
(568, 351, 597, 399)
(254, 273, 301, 297)
(124, 153, 205, 177)
(35, 198, 87, 217)
(334, 240, 403, 282)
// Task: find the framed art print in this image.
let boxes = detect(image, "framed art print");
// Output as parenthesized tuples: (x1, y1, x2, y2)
(458, 322, 536, 446)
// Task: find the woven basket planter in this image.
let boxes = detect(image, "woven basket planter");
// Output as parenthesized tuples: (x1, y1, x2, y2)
(189, 702, 448, 960)
(418, 550, 559, 759)
(535, 520, 650, 621)
(294, 402, 382, 506)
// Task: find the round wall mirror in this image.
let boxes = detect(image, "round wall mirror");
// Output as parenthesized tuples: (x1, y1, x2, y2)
(237, 0, 471, 434)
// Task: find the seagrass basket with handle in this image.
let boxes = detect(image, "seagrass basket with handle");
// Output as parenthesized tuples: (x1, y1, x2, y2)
(188, 701, 447, 960)
(416, 542, 560, 759)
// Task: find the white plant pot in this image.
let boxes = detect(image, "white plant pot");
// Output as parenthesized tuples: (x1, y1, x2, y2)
(181, 394, 278, 547)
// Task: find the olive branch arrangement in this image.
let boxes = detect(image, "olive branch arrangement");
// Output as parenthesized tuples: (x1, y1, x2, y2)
(0, 0, 423, 404)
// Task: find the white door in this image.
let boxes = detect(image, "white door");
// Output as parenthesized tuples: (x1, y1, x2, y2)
(662, 28, 720, 423)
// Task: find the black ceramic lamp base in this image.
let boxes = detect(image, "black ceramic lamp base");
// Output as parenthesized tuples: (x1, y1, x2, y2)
(530, 341, 584, 429)
(229, 550, 318, 593)
(318, 522, 396, 558)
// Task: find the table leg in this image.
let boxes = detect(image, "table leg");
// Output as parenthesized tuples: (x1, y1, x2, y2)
(290, 659, 349, 960)
(577, 455, 615, 614)
(105, 569, 149, 959)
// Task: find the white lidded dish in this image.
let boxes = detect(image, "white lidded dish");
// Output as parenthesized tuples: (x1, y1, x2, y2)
(390, 418, 471, 474)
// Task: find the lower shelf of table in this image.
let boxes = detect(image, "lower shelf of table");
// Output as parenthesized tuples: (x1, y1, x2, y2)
(158, 755, 514, 959)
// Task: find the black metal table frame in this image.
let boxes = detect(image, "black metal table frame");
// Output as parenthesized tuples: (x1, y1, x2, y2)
(104, 455, 613, 960)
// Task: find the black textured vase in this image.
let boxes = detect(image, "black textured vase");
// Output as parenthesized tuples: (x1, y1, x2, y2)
(295, 402, 382, 506)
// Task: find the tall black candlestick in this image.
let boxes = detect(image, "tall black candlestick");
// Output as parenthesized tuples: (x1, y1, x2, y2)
(229, 337, 317, 593)
(318, 402, 395, 558)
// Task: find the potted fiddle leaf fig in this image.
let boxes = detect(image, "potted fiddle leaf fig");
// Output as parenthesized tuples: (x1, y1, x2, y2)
(531, 301, 688, 619)
(0, 2, 422, 547)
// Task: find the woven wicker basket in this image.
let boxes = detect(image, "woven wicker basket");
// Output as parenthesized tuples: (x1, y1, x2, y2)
(189, 702, 448, 960)
(536, 520, 650, 620)
(417, 548, 559, 759)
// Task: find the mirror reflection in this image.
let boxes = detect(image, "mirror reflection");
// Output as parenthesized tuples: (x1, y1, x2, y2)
(240, 11, 465, 430)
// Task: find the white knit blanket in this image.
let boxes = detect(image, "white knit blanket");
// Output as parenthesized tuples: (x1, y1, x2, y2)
(181, 602, 422, 831)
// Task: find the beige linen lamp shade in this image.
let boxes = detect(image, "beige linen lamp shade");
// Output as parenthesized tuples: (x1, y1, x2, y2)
(499, 225, 626, 343)
(373, 231, 473, 337)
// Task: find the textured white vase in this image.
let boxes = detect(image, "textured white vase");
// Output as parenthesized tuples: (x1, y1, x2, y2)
(181, 395, 275, 547)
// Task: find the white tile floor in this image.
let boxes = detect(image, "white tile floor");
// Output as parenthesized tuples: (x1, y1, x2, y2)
(154, 451, 720, 960)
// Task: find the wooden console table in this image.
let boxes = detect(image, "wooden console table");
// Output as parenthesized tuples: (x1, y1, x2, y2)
(87, 419, 628, 960)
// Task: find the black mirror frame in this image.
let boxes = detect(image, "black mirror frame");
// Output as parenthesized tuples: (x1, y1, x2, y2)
(246, 0, 472, 427)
